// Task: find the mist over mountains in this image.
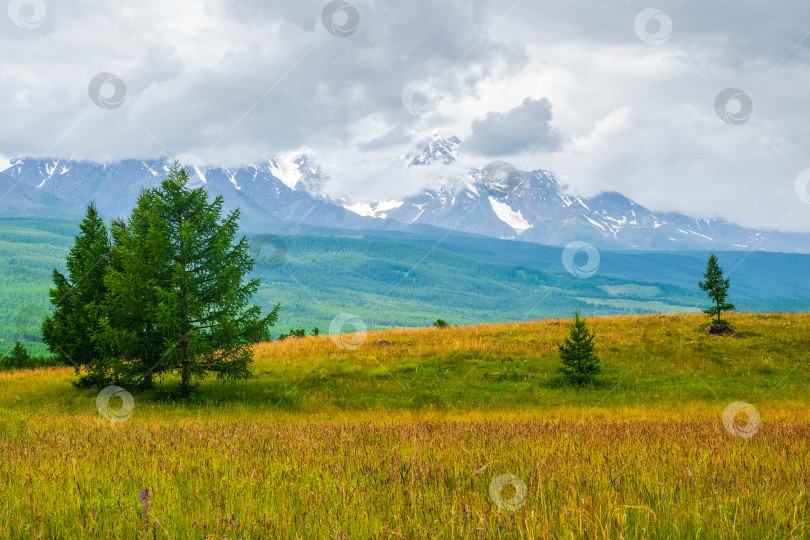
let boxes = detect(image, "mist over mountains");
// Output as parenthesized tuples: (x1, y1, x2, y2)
(2, 136, 808, 253)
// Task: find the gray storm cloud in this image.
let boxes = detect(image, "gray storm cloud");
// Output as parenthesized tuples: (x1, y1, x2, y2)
(0, 0, 809, 232)
(464, 97, 566, 156)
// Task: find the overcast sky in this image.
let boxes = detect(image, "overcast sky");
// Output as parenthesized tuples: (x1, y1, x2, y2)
(2, 0, 810, 232)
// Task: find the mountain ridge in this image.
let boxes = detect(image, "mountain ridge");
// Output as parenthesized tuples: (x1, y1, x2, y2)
(2, 138, 808, 253)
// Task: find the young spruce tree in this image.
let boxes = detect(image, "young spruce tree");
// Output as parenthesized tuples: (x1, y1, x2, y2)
(558, 309, 601, 384)
(2, 342, 32, 369)
(698, 254, 735, 324)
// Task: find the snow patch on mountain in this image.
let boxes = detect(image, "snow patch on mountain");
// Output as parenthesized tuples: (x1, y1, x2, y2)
(677, 228, 713, 241)
(585, 216, 607, 232)
(225, 169, 241, 190)
(36, 160, 62, 188)
(268, 152, 303, 190)
(142, 162, 160, 176)
(192, 167, 207, 184)
(488, 197, 532, 234)
(345, 199, 404, 219)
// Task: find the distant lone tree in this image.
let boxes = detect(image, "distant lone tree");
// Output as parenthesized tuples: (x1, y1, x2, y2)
(698, 254, 735, 324)
(434, 319, 449, 328)
(558, 309, 601, 384)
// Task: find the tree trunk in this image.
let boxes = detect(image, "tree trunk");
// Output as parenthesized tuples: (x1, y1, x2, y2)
(179, 332, 191, 397)
(180, 363, 191, 397)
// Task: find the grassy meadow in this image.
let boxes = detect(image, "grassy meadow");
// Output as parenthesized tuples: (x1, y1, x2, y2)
(1, 312, 808, 538)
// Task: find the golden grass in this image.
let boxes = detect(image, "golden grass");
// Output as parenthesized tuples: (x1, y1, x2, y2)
(254, 317, 571, 368)
(254, 311, 810, 370)
(0, 416, 807, 538)
(0, 312, 809, 537)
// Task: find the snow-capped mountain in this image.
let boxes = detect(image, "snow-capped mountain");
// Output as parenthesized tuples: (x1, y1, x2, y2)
(0, 155, 378, 231)
(403, 135, 461, 167)
(1, 138, 809, 253)
(267, 149, 327, 198)
(338, 136, 810, 253)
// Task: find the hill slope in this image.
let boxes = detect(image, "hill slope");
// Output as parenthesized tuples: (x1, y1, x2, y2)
(4, 312, 809, 412)
(2, 217, 810, 356)
(249, 311, 810, 412)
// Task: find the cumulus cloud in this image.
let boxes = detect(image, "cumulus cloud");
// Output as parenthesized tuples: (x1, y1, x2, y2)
(464, 97, 565, 156)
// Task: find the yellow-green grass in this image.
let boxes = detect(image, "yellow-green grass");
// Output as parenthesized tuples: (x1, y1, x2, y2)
(0, 313, 808, 538)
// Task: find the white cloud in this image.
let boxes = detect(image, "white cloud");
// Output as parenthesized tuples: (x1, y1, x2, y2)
(0, 0, 809, 232)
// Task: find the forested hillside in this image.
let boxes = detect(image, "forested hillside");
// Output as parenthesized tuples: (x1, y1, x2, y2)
(3, 217, 810, 356)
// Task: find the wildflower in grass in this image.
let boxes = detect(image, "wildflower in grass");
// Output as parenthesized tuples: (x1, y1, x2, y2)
(139, 488, 152, 535)
(139, 488, 151, 514)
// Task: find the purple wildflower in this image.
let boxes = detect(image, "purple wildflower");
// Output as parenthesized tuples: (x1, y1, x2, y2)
(139, 488, 153, 535)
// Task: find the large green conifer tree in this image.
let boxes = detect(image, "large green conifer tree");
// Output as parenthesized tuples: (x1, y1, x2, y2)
(94, 205, 170, 388)
(103, 164, 279, 395)
(42, 202, 111, 382)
